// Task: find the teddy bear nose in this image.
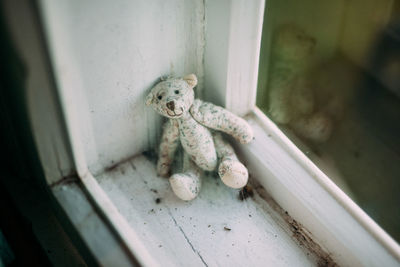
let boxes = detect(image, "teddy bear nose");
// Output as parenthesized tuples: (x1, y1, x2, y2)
(166, 101, 175, 111)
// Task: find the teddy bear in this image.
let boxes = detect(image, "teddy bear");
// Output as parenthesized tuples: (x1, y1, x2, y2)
(267, 24, 361, 143)
(267, 24, 333, 143)
(145, 74, 253, 200)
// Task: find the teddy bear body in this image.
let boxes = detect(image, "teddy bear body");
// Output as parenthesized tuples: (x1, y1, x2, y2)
(177, 111, 217, 171)
(268, 24, 316, 125)
(268, 24, 333, 143)
(268, 24, 362, 143)
(146, 74, 253, 200)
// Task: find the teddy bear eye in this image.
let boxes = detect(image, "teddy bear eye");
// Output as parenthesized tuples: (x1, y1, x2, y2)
(157, 95, 163, 100)
(174, 90, 180, 94)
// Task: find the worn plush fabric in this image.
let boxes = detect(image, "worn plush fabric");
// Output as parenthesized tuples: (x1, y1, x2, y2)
(146, 74, 253, 200)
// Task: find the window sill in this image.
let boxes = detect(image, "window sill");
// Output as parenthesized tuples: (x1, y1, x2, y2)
(236, 107, 400, 266)
(52, 107, 400, 267)
(86, 154, 322, 266)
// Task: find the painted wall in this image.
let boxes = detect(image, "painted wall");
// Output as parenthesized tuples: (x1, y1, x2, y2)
(40, 0, 205, 175)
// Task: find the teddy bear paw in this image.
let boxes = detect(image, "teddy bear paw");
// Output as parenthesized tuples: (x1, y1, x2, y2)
(235, 123, 254, 144)
(269, 106, 292, 124)
(218, 159, 248, 189)
(291, 112, 333, 143)
(169, 173, 201, 201)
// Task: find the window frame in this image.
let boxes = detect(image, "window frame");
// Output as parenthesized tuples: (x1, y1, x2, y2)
(8, 0, 400, 265)
(201, 0, 400, 265)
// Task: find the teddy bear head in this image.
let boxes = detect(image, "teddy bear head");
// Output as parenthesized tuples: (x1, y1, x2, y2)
(273, 24, 316, 61)
(146, 74, 197, 119)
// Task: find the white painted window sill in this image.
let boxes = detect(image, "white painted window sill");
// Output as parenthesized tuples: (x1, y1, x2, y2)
(88, 155, 322, 266)
(52, 107, 400, 266)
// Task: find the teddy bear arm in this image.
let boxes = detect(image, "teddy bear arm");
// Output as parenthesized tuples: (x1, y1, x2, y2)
(268, 69, 295, 124)
(157, 120, 180, 177)
(190, 99, 253, 144)
(290, 76, 314, 116)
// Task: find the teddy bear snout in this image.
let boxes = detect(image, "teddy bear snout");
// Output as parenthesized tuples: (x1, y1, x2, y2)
(166, 101, 175, 111)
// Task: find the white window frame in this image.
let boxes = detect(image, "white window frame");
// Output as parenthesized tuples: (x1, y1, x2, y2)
(205, 1, 400, 266)
(6, 0, 400, 266)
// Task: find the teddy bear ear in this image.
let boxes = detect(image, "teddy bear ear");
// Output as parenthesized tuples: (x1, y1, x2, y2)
(183, 74, 197, 88)
(145, 92, 154, 106)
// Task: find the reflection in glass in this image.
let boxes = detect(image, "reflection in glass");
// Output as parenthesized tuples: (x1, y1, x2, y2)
(257, 0, 400, 242)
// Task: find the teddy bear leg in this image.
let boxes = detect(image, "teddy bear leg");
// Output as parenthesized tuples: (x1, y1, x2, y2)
(268, 78, 293, 124)
(290, 112, 333, 143)
(213, 132, 248, 189)
(169, 151, 202, 201)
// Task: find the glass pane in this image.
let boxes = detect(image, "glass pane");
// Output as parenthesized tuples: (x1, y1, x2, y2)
(257, 0, 400, 242)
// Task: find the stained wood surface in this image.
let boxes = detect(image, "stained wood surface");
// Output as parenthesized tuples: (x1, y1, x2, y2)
(95, 155, 318, 267)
